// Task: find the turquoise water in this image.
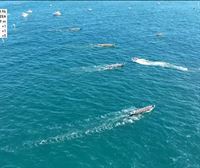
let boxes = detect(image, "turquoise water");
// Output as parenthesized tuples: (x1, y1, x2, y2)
(0, 1, 200, 168)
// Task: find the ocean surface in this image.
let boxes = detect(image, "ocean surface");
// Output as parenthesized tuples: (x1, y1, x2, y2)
(0, 1, 200, 168)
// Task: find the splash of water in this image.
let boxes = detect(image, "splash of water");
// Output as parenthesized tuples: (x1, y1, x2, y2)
(32, 107, 142, 146)
(1, 107, 148, 152)
(132, 58, 188, 72)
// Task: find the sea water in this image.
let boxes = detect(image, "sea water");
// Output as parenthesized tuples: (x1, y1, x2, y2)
(0, 1, 200, 168)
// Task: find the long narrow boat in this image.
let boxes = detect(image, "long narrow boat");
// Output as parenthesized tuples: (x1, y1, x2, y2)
(129, 105, 155, 116)
(104, 63, 124, 70)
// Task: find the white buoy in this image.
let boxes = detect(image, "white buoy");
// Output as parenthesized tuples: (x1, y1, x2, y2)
(22, 12, 29, 17)
(53, 11, 61, 16)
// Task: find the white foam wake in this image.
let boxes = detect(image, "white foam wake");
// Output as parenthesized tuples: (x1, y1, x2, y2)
(132, 58, 188, 72)
(32, 107, 142, 146)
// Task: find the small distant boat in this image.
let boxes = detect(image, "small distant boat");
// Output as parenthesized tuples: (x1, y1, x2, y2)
(88, 8, 93, 11)
(53, 11, 62, 16)
(27, 9, 32, 13)
(68, 27, 81, 32)
(21, 12, 29, 17)
(156, 32, 164, 37)
(104, 63, 124, 70)
(129, 105, 155, 116)
(96, 43, 115, 48)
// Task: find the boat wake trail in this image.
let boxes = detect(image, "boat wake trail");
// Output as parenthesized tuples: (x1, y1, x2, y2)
(29, 107, 141, 147)
(132, 58, 188, 72)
